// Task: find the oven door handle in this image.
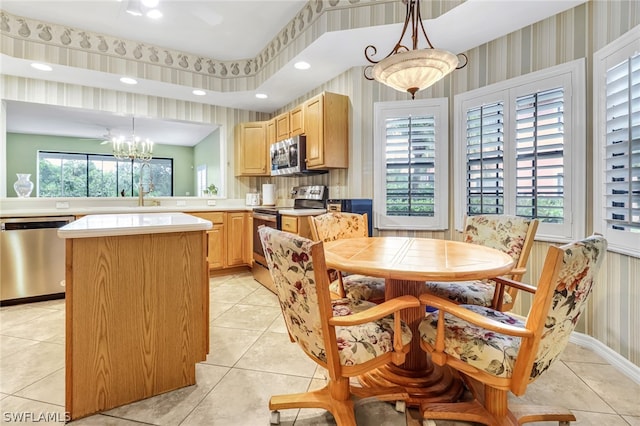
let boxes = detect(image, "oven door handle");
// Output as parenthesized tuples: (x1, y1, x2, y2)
(253, 213, 278, 222)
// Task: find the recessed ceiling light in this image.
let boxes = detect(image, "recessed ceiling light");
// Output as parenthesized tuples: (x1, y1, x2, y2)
(294, 61, 311, 70)
(120, 77, 138, 85)
(31, 63, 52, 71)
(146, 9, 162, 19)
(255, 93, 268, 99)
(141, 0, 159, 7)
(192, 89, 206, 96)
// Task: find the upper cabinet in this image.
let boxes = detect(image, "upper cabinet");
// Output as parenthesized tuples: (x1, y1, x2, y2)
(235, 121, 269, 176)
(267, 118, 277, 145)
(304, 92, 349, 169)
(235, 91, 349, 177)
(275, 112, 290, 141)
(290, 105, 304, 137)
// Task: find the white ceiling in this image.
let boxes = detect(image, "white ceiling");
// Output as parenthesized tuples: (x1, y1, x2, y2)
(1, 0, 585, 145)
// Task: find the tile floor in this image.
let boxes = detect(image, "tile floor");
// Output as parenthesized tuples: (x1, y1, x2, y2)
(1, 271, 639, 425)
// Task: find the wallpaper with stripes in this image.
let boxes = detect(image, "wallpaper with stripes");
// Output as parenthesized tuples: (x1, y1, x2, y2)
(1, 0, 638, 367)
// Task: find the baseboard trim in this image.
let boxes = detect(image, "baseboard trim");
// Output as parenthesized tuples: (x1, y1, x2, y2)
(569, 332, 640, 385)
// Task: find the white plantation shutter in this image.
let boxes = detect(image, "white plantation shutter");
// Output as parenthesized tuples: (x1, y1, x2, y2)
(374, 99, 449, 230)
(455, 60, 585, 240)
(604, 53, 640, 234)
(465, 102, 505, 215)
(385, 115, 436, 217)
(515, 87, 565, 223)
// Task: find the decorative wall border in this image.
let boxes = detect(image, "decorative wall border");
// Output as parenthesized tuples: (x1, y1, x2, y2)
(0, 1, 381, 80)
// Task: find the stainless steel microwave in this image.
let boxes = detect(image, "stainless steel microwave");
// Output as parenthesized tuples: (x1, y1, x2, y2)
(270, 135, 327, 177)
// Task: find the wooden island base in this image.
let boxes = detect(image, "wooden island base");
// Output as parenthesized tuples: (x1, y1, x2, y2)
(61, 214, 211, 420)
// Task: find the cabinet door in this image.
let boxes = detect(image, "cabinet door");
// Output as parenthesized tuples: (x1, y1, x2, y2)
(304, 94, 324, 168)
(275, 112, 290, 141)
(226, 212, 246, 267)
(235, 122, 268, 176)
(267, 118, 276, 145)
(290, 105, 304, 136)
(208, 224, 225, 270)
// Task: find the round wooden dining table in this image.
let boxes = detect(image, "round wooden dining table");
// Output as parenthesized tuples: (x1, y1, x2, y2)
(322, 236, 515, 404)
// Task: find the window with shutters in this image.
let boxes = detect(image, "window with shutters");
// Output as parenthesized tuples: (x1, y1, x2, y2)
(454, 60, 585, 242)
(594, 28, 640, 257)
(374, 99, 448, 230)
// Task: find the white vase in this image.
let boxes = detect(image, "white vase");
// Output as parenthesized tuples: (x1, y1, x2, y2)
(13, 173, 34, 197)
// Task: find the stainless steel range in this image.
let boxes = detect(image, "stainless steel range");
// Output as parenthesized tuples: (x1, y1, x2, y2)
(252, 185, 327, 291)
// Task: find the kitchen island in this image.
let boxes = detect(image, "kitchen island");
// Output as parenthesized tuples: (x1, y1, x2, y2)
(58, 212, 212, 420)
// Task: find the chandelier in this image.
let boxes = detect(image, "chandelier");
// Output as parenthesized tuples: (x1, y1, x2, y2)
(112, 117, 154, 162)
(364, 0, 468, 99)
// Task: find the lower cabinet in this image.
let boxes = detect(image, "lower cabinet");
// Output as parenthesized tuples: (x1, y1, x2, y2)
(190, 211, 250, 272)
(281, 215, 313, 239)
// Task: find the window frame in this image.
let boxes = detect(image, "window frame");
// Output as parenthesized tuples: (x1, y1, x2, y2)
(593, 26, 640, 257)
(454, 59, 586, 242)
(37, 151, 174, 198)
(373, 99, 449, 231)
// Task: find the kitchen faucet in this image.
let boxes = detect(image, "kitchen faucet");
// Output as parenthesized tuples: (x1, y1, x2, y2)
(138, 162, 159, 206)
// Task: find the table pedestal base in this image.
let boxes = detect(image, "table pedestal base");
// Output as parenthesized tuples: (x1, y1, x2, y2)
(358, 363, 465, 405)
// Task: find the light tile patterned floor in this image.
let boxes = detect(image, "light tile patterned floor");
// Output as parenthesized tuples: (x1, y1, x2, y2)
(1, 271, 638, 425)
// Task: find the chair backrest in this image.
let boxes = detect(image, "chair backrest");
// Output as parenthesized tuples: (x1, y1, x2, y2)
(258, 226, 332, 365)
(464, 214, 538, 282)
(309, 212, 369, 242)
(515, 235, 607, 391)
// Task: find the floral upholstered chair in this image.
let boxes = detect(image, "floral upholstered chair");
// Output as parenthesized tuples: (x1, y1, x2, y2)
(258, 226, 418, 425)
(308, 212, 386, 303)
(417, 234, 607, 425)
(424, 214, 538, 311)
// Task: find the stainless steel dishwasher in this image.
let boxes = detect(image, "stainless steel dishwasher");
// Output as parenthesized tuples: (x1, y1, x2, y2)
(1, 216, 74, 305)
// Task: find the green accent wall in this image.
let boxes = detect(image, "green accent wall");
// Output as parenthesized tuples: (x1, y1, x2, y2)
(192, 128, 222, 197)
(5, 133, 195, 197)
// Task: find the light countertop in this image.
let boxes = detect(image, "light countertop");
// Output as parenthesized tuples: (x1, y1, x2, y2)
(278, 208, 326, 216)
(58, 212, 212, 239)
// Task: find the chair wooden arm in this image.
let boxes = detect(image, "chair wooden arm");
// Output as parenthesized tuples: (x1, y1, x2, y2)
(508, 267, 527, 277)
(328, 295, 419, 327)
(492, 276, 538, 294)
(419, 293, 534, 339)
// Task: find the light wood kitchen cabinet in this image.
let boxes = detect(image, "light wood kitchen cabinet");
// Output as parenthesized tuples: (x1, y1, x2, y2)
(303, 91, 349, 169)
(226, 212, 247, 267)
(190, 211, 251, 271)
(235, 121, 269, 176)
(267, 118, 277, 145)
(281, 215, 313, 239)
(290, 105, 304, 136)
(275, 112, 290, 141)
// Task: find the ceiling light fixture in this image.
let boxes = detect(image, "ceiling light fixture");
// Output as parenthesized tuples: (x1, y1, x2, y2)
(112, 117, 153, 162)
(192, 89, 206, 96)
(294, 61, 311, 70)
(120, 77, 138, 85)
(255, 93, 268, 99)
(364, 0, 468, 99)
(30, 63, 53, 71)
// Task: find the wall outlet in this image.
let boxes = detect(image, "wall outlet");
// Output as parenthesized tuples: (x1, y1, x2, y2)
(56, 201, 70, 209)
(207, 199, 216, 206)
(176, 200, 187, 206)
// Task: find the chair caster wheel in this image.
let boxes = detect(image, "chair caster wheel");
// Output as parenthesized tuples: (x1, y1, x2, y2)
(270, 410, 281, 425)
(395, 400, 406, 413)
(423, 420, 437, 426)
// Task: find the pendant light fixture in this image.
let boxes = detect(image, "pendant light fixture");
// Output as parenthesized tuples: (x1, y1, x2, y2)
(364, 0, 468, 99)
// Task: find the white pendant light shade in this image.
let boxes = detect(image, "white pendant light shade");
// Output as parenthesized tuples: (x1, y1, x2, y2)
(364, 0, 468, 98)
(372, 48, 459, 98)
